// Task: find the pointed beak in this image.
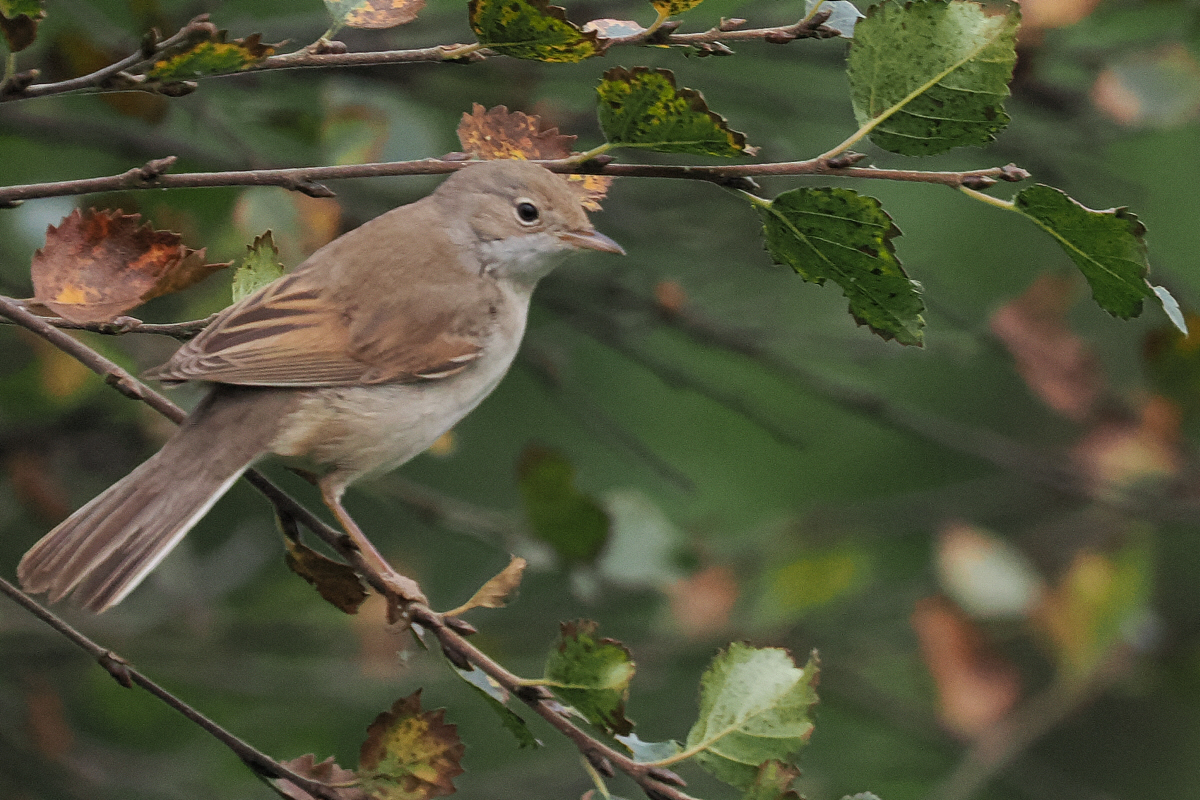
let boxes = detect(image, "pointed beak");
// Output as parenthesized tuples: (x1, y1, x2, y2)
(559, 228, 626, 256)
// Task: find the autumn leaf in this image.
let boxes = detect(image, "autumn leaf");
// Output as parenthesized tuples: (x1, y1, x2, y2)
(325, 0, 425, 29)
(276, 754, 367, 800)
(359, 692, 465, 799)
(455, 104, 611, 210)
(148, 31, 275, 80)
(284, 539, 369, 614)
(468, 0, 605, 62)
(444, 555, 527, 617)
(0, 0, 44, 52)
(30, 208, 229, 324)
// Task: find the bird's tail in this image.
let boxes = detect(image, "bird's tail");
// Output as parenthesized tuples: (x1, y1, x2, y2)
(18, 386, 295, 612)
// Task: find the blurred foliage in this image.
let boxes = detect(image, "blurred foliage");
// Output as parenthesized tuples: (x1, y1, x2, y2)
(4, 0, 1200, 799)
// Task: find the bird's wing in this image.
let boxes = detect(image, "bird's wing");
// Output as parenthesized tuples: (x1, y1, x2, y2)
(145, 262, 496, 388)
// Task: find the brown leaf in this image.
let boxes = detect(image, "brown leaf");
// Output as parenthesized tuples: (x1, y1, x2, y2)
(989, 272, 1102, 422)
(23, 673, 74, 759)
(1071, 395, 1182, 493)
(666, 564, 738, 639)
(455, 104, 612, 210)
(31, 209, 230, 324)
(6, 448, 71, 525)
(285, 539, 369, 614)
(342, 0, 426, 28)
(444, 555, 527, 617)
(359, 691, 465, 799)
(0, 5, 43, 53)
(911, 595, 1021, 738)
(276, 754, 367, 800)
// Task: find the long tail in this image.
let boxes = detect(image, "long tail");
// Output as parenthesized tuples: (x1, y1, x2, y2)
(18, 386, 296, 612)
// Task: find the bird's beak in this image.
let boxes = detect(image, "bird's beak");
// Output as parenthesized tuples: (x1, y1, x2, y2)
(559, 229, 626, 255)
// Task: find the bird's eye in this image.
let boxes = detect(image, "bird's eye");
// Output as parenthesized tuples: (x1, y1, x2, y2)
(515, 200, 540, 225)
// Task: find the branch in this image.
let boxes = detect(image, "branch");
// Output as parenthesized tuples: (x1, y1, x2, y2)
(0, 155, 1030, 206)
(0, 304, 216, 340)
(0, 574, 344, 800)
(1, 13, 841, 103)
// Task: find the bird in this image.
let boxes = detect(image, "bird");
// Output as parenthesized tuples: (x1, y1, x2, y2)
(18, 159, 624, 612)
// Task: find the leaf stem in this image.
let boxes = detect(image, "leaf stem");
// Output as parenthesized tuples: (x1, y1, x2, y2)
(959, 184, 1014, 210)
(642, 7, 672, 37)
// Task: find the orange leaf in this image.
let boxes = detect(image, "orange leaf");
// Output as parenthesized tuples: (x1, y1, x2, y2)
(455, 104, 612, 210)
(31, 209, 230, 324)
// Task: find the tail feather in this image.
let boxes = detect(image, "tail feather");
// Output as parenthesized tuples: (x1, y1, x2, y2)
(18, 386, 296, 612)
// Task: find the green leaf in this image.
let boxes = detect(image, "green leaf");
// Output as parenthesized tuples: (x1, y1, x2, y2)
(616, 732, 682, 762)
(454, 667, 541, 749)
(544, 620, 635, 736)
(847, 0, 1019, 155)
(468, 0, 604, 62)
(651, 0, 705, 19)
(325, 0, 425, 29)
(517, 445, 609, 563)
(741, 760, 803, 800)
(597, 67, 755, 157)
(1010, 184, 1162, 322)
(685, 643, 819, 790)
(231, 231, 285, 303)
(757, 187, 925, 346)
(148, 32, 274, 80)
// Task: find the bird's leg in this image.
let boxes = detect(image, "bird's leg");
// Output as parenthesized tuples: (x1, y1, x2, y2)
(318, 480, 428, 615)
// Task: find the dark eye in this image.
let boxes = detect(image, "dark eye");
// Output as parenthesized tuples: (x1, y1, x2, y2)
(515, 201, 540, 225)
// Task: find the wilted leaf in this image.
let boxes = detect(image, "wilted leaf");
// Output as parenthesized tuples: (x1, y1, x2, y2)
(276, 754, 367, 800)
(232, 231, 286, 303)
(582, 18, 647, 38)
(445, 555, 527, 616)
(990, 272, 1102, 422)
(1072, 395, 1182, 494)
(517, 445, 609, 563)
(758, 187, 925, 346)
(651, 0, 704, 19)
(806, 0, 864, 38)
(454, 666, 541, 749)
(1033, 542, 1154, 683)
(667, 564, 738, 638)
(847, 0, 1019, 155)
(148, 31, 275, 80)
(468, 0, 605, 62)
(359, 692, 465, 799)
(31, 208, 229, 324)
(0, 0, 43, 52)
(285, 539, 369, 614)
(1011, 184, 1181, 329)
(544, 620, 635, 736)
(615, 732, 682, 762)
(597, 67, 755, 157)
(912, 595, 1021, 737)
(325, 0, 425, 29)
(937, 521, 1044, 619)
(742, 760, 803, 800)
(685, 643, 819, 790)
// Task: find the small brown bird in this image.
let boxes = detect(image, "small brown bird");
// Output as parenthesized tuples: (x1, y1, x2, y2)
(18, 160, 624, 612)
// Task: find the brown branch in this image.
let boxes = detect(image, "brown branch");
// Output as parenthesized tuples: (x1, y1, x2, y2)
(0, 574, 344, 800)
(0, 155, 1030, 206)
(0, 305, 217, 340)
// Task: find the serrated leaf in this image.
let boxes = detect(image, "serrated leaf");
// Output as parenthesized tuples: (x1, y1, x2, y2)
(325, 0, 424, 28)
(276, 754, 367, 800)
(445, 555, 527, 616)
(31, 209, 229, 324)
(741, 760, 803, 800)
(651, 0, 704, 19)
(454, 667, 541, 749)
(847, 0, 1019, 155)
(232, 231, 285, 303)
(758, 187, 925, 346)
(806, 0, 863, 38)
(517, 445, 609, 563)
(284, 539, 368, 614)
(359, 692, 465, 799)
(685, 643, 819, 790)
(148, 32, 274, 80)
(1010, 184, 1163, 322)
(544, 620, 635, 736)
(597, 67, 755, 157)
(468, 0, 604, 62)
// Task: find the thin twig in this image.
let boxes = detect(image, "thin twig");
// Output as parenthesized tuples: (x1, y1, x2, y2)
(0, 156, 1030, 206)
(0, 575, 343, 800)
(0, 306, 216, 340)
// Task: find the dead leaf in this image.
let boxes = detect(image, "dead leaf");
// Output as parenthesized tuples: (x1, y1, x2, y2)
(654, 280, 687, 313)
(359, 691, 465, 799)
(990, 272, 1102, 422)
(1019, 0, 1101, 31)
(444, 555, 527, 617)
(1071, 395, 1182, 494)
(455, 103, 612, 210)
(275, 754, 367, 800)
(285, 539, 369, 614)
(341, 0, 426, 28)
(31, 209, 230, 324)
(911, 595, 1021, 738)
(666, 564, 738, 639)
(23, 673, 74, 760)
